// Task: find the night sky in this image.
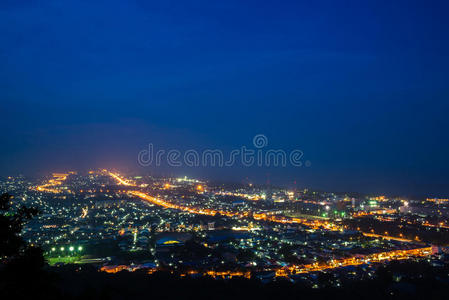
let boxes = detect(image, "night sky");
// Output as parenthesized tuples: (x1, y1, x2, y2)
(1, 0, 448, 197)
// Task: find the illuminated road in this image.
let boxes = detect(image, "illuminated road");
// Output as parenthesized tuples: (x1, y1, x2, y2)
(106, 171, 342, 230)
(279, 246, 432, 275)
(129, 191, 237, 217)
(108, 172, 133, 186)
(101, 246, 432, 277)
(35, 173, 69, 193)
(361, 232, 416, 243)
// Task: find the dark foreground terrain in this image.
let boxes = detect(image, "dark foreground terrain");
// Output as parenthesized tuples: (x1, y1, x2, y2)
(2, 261, 449, 300)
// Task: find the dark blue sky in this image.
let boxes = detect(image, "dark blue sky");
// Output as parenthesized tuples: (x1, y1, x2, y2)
(1, 0, 448, 197)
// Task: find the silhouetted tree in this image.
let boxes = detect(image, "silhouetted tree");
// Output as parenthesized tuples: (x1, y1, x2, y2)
(0, 193, 40, 258)
(0, 193, 52, 297)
